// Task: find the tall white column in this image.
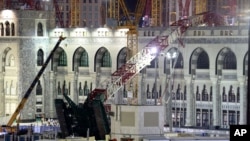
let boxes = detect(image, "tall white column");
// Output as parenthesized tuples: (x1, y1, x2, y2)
(216, 77, 222, 126)
(74, 72, 79, 103)
(185, 76, 193, 126)
(212, 79, 219, 126)
(68, 72, 76, 103)
(0, 72, 5, 116)
(49, 71, 55, 118)
(137, 73, 146, 105)
(240, 80, 247, 124)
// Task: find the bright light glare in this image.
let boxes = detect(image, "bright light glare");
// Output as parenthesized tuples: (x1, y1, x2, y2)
(172, 52, 177, 58)
(2, 10, 15, 18)
(166, 52, 177, 59)
(150, 47, 158, 54)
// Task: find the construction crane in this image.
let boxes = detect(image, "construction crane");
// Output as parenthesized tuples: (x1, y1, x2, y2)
(88, 11, 225, 104)
(53, 0, 64, 28)
(0, 36, 66, 133)
(117, 0, 146, 101)
(53, 11, 226, 141)
(178, 0, 191, 18)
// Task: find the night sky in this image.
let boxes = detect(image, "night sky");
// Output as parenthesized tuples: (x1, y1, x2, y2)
(125, 0, 138, 12)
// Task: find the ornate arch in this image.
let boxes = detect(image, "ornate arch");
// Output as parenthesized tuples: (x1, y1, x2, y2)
(189, 47, 207, 75)
(117, 47, 127, 69)
(216, 47, 233, 75)
(2, 47, 11, 72)
(94, 47, 109, 72)
(51, 47, 64, 71)
(73, 47, 88, 71)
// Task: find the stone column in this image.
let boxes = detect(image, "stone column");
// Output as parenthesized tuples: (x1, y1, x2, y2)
(190, 77, 196, 126)
(73, 72, 79, 103)
(68, 72, 76, 102)
(211, 78, 219, 127)
(139, 69, 147, 105)
(240, 80, 247, 124)
(185, 76, 193, 126)
(0, 72, 4, 116)
(49, 71, 55, 118)
(216, 77, 222, 126)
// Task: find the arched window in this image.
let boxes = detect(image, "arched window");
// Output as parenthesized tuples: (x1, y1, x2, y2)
(237, 87, 240, 103)
(175, 53, 183, 69)
(5, 21, 10, 36)
(79, 51, 88, 67)
(210, 86, 213, 101)
(196, 86, 200, 101)
(58, 51, 67, 66)
(228, 85, 235, 102)
(37, 49, 44, 66)
(0, 23, 3, 36)
(202, 85, 208, 101)
(83, 81, 89, 96)
(36, 80, 42, 95)
(222, 87, 227, 102)
(58, 82, 62, 95)
(37, 22, 43, 36)
(11, 23, 15, 36)
(79, 82, 83, 96)
(101, 51, 111, 67)
(197, 51, 209, 69)
(148, 58, 158, 68)
(176, 84, 181, 100)
(223, 51, 236, 69)
(146, 84, 150, 98)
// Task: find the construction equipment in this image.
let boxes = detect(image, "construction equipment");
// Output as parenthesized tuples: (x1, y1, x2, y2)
(0, 36, 66, 133)
(178, 0, 191, 18)
(54, 10, 225, 141)
(89, 11, 225, 104)
(53, 0, 64, 28)
(55, 89, 110, 140)
(117, 0, 146, 101)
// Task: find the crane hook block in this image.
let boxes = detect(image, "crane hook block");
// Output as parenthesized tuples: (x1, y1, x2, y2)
(59, 36, 66, 41)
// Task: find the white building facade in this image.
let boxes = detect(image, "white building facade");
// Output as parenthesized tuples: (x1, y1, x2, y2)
(0, 9, 248, 140)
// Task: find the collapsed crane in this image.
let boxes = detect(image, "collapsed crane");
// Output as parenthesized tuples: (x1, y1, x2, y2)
(54, 11, 226, 140)
(89, 11, 225, 104)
